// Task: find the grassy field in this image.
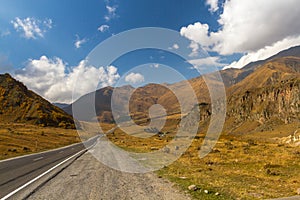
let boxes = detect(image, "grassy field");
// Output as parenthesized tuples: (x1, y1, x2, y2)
(106, 120, 300, 199)
(0, 122, 114, 160)
(1, 119, 299, 199)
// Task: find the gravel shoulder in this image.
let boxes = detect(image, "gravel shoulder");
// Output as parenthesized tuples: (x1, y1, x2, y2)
(27, 151, 191, 200)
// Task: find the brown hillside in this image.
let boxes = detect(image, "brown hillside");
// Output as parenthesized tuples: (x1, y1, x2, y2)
(228, 57, 300, 96)
(0, 73, 75, 128)
(128, 84, 180, 121)
(65, 46, 300, 128)
(186, 57, 300, 134)
(226, 78, 300, 134)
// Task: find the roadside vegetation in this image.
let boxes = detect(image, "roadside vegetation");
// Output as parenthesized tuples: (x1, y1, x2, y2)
(0, 122, 114, 160)
(106, 120, 300, 199)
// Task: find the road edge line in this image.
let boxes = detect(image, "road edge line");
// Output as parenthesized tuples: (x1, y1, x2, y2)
(0, 149, 87, 200)
(0, 135, 99, 163)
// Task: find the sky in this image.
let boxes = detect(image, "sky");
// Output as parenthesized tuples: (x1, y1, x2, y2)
(0, 0, 299, 103)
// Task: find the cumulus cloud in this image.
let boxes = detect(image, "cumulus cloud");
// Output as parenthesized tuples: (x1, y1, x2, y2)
(206, 0, 219, 13)
(11, 17, 52, 39)
(15, 56, 120, 103)
(150, 63, 160, 68)
(181, 0, 300, 65)
(74, 35, 87, 49)
(188, 41, 201, 57)
(105, 5, 117, 21)
(125, 73, 145, 84)
(180, 22, 215, 53)
(169, 43, 180, 50)
(106, 5, 116, 14)
(98, 24, 110, 33)
(173, 44, 179, 49)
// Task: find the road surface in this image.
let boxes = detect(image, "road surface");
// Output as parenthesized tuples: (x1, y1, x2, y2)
(0, 134, 190, 200)
(27, 150, 191, 200)
(0, 135, 99, 199)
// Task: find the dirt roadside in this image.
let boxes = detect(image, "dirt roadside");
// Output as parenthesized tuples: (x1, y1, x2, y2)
(27, 151, 191, 200)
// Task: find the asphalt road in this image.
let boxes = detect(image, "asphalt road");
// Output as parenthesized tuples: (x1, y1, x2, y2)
(27, 149, 191, 200)
(0, 135, 100, 199)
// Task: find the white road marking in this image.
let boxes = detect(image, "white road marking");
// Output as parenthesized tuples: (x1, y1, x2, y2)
(33, 157, 43, 161)
(0, 133, 108, 200)
(0, 149, 86, 200)
(0, 142, 81, 163)
(59, 151, 64, 154)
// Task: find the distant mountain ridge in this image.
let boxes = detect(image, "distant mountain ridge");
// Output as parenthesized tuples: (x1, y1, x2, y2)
(220, 45, 300, 87)
(53, 103, 69, 109)
(63, 46, 300, 133)
(0, 73, 75, 128)
(243, 45, 300, 71)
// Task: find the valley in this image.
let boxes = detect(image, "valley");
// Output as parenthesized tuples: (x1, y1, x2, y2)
(0, 46, 299, 199)
(1, 1, 299, 199)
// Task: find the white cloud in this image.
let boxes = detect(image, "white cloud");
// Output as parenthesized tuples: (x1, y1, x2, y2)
(169, 43, 180, 50)
(106, 5, 116, 14)
(150, 64, 160, 68)
(105, 5, 117, 21)
(125, 73, 145, 84)
(180, 22, 216, 54)
(11, 17, 52, 39)
(15, 56, 120, 103)
(206, 0, 219, 13)
(173, 44, 179, 49)
(74, 35, 87, 49)
(188, 57, 226, 70)
(224, 36, 300, 69)
(98, 24, 110, 33)
(188, 41, 201, 57)
(181, 0, 300, 57)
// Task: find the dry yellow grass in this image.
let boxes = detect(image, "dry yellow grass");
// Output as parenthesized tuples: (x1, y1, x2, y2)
(0, 122, 114, 160)
(106, 119, 300, 199)
(0, 123, 81, 160)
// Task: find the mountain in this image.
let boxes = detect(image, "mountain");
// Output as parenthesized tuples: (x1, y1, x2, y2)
(53, 103, 69, 109)
(192, 56, 300, 133)
(227, 57, 300, 95)
(65, 46, 300, 131)
(225, 56, 300, 131)
(64, 86, 134, 123)
(0, 73, 75, 128)
(220, 45, 300, 87)
(243, 45, 300, 71)
(226, 77, 299, 134)
(64, 83, 181, 123)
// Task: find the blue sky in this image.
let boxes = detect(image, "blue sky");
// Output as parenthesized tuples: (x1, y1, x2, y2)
(0, 0, 299, 103)
(0, 0, 224, 69)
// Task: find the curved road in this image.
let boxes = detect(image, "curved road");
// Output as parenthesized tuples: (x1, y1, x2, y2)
(0, 135, 100, 199)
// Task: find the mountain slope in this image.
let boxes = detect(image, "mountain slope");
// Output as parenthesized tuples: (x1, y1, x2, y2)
(53, 103, 69, 109)
(0, 73, 75, 128)
(181, 57, 300, 136)
(226, 78, 300, 133)
(66, 46, 300, 129)
(228, 57, 300, 95)
(221, 45, 300, 87)
(63, 84, 179, 123)
(64, 86, 135, 123)
(243, 45, 300, 71)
